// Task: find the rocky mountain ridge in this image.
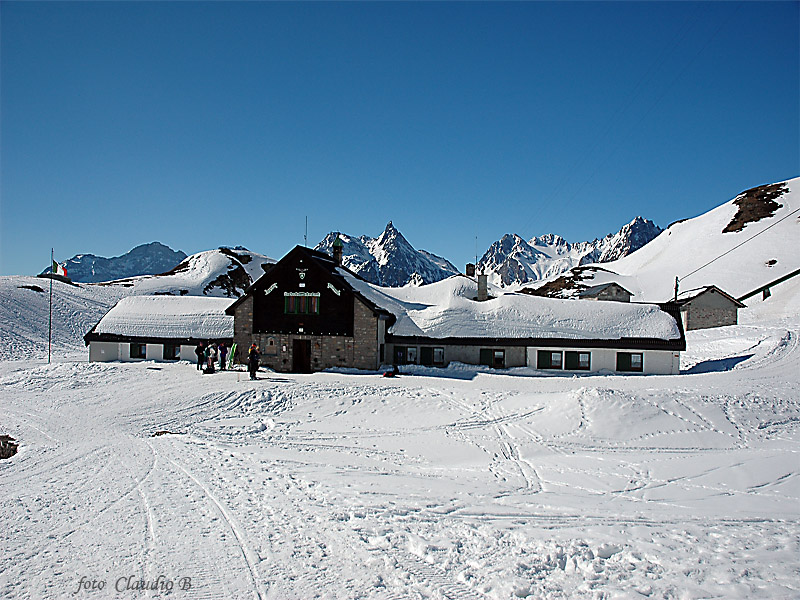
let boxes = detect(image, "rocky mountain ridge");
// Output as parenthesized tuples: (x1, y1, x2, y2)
(316, 222, 459, 287)
(43, 242, 187, 283)
(478, 216, 663, 287)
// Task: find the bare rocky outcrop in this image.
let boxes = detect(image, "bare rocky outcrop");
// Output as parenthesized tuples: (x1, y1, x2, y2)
(723, 182, 787, 233)
(0, 435, 18, 460)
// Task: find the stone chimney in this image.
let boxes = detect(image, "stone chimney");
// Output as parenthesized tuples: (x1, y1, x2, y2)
(332, 235, 344, 266)
(477, 274, 488, 301)
(466, 263, 476, 277)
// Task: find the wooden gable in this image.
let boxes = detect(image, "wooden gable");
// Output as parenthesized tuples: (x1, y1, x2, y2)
(247, 246, 356, 337)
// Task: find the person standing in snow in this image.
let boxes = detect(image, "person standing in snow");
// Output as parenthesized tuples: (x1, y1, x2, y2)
(194, 342, 205, 371)
(248, 343, 260, 380)
(219, 343, 228, 370)
(208, 343, 217, 371)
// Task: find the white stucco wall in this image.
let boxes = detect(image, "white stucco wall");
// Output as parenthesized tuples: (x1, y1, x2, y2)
(88, 341, 120, 362)
(526, 347, 680, 375)
(89, 342, 197, 363)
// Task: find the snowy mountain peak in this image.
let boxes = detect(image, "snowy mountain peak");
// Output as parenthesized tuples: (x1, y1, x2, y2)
(479, 217, 663, 288)
(531, 233, 569, 249)
(316, 224, 458, 287)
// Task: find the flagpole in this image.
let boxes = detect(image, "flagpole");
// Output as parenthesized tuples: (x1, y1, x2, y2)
(49, 248, 53, 364)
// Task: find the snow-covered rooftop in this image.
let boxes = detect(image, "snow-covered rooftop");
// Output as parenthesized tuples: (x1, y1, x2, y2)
(93, 295, 234, 339)
(339, 271, 681, 340)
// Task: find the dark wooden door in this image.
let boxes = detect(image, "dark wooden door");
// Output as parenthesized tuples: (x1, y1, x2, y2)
(293, 339, 312, 373)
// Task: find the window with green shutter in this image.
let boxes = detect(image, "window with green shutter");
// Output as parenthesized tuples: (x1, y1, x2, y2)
(565, 351, 590, 371)
(616, 352, 643, 372)
(537, 350, 563, 369)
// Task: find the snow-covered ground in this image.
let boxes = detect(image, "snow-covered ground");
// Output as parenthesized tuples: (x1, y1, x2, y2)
(2, 315, 799, 598)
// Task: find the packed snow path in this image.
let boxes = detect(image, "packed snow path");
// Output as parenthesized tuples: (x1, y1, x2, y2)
(1, 324, 799, 599)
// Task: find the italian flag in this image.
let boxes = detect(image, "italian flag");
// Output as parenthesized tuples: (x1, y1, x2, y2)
(52, 260, 67, 277)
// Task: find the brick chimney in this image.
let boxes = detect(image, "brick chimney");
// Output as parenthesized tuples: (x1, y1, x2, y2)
(332, 235, 344, 266)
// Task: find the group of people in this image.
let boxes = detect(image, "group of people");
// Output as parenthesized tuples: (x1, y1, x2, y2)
(193, 341, 261, 380)
(194, 341, 228, 373)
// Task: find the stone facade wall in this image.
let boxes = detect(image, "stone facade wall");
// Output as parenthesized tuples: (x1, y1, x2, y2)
(583, 286, 631, 302)
(234, 296, 380, 372)
(682, 306, 737, 331)
(598, 287, 631, 302)
(232, 295, 254, 365)
(681, 291, 739, 331)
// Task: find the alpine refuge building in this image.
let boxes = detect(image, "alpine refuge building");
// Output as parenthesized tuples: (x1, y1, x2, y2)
(226, 244, 686, 375)
(675, 285, 745, 331)
(85, 296, 233, 362)
(225, 245, 393, 372)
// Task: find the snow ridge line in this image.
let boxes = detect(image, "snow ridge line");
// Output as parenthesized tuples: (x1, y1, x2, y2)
(154, 445, 267, 600)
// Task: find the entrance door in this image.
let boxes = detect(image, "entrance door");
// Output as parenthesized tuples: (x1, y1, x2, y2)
(292, 339, 312, 373)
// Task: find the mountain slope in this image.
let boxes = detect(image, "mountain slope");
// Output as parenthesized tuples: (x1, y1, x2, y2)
(1, 247, 276, 361)
(478, 217, 663, 287)
(316, 222, 458, 286)
(43, 242, 187, 283)
(524, 178, 800, 313)
(97, 247, 275, 298)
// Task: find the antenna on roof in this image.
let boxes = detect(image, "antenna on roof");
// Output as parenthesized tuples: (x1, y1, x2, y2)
(674, 276, 679, 301)
(304, 216, 308, 247)
(475, 235, 478, 274)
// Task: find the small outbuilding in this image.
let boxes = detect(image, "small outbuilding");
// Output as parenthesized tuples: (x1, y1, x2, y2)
(578, 282, 633, 302)
(675, 285, 745, 331)
(84, 295, 233, 362)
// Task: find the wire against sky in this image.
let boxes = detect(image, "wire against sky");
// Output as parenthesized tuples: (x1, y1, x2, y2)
(680, 206, 800, 283)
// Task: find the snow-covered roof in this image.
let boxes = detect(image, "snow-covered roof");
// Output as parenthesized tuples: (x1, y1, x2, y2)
(91, 295, 234, 340)
(338, 271, 681, 341)
(676, 286, 745, 307)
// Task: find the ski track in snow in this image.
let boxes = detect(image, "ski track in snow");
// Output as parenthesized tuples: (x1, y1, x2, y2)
(2, 322, 800, 599)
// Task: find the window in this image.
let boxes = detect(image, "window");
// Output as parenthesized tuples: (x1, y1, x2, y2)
(433, 347, 445, 365)
(265, 337, 278, 356)
(130, 343, 146, 359)
(284, 292, 320, 314)
(617, 352, 644, 372)
(493, 350, 505, 369)
(565, 351, 590, 371)
(393, 346, 419, 365)
(163, 344, 180, 361)
(420, 347, 433, 366)
(407, 347, 417, 364)
(537, 350, 563, 370)
(419, 347, 444, 366)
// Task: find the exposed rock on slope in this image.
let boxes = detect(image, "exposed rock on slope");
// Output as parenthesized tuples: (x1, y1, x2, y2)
(722, 182, 788, 233)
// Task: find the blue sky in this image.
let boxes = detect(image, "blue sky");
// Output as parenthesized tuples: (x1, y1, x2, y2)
(1, 1, 798, 275)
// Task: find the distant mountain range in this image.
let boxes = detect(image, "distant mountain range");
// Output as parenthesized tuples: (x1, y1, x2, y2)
(315, 217, 662, 289)
(43, 242, 187, 283)
(478, 217, 663, 288)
